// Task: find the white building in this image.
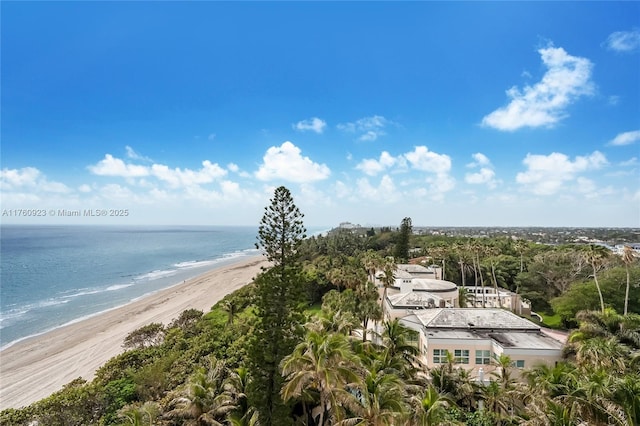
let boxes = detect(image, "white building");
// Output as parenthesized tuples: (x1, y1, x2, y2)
(377, 264, 459, 319)
(461, 286, 531, 316)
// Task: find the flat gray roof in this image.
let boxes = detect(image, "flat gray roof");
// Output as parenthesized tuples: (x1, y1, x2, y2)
(397, 264, 434, 274)
(422, 329, 563, 351)
(414, 308, 540, 331)
(412, 278, 457, 292)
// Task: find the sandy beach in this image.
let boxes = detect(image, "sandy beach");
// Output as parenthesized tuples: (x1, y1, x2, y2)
(0, 255, 268, 411)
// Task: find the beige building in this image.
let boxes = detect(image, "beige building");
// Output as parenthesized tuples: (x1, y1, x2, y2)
(399, 308, 564, 377)
(462, 286, 531, 316)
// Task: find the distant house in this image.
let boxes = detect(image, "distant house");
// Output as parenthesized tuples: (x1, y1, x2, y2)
(461, 286, 531, 316)
(399, 308, 564, 378)
(338, 221, 359, 229)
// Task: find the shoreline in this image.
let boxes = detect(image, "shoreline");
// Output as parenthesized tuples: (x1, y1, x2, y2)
(0, 251, 259, 353)
(0, 255, 269, 411)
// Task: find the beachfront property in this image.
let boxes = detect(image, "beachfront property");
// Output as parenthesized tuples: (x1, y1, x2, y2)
(376, 263, 531, 318)
(376, 264, 460, 320)
(399, 308, 564, 377)
(374, 264, 564, 380)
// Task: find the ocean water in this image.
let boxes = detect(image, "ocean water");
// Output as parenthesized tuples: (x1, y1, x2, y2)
(0, 225, 262, 349)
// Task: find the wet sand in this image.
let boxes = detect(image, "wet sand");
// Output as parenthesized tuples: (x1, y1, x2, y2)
(0, 256, 268, 410)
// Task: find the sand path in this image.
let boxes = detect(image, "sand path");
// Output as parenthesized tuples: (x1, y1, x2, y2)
(0, 256, 268, 410)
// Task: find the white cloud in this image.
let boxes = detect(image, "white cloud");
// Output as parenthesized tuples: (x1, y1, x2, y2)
(426, 174, 456, 200)
(356, 151, 397, 176)
(298, 183, 334, 207)
(620, 157, 638, 167)
(482, 44, 594, 131)
(404, 146, 451, 174)
(337, 115, 390, 141)
(151, 160, 227, 188)
(100, 183, 136, 200)
(125, 146, 152, 162)
(516, 151, 607, 195)
(334, 181, 352, 199)
(465, 153, 498, 188)
(605, 29, 640, 52)
(357, 175, 399, 202)
(608, 95, 620, 106)
(467, 152, 492, 168)
(89, 155, 228, 188)
(89, 154, 150, 177)
(293, 117, 327, 134)
(0, 167, 71, 194)
(609, 130, 640, 146)
(227, 163, 239, 173)
(355, 146, 455, 199)
(78, 184, 92, 193)
(465, 168, 497, 188)
(1, 167, 41, 188)
(255, 141, 331, 183)
(576, 177, 596, 195)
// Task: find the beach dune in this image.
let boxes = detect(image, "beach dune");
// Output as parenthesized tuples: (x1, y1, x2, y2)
(0, 256, 268, 411)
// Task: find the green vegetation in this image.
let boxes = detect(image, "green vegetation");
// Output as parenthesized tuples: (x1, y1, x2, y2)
(538, 312, 563, 329)
(2, 205, 640, 425)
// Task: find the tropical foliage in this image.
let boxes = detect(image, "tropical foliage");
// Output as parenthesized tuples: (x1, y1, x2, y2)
(3, 204, 640, 425)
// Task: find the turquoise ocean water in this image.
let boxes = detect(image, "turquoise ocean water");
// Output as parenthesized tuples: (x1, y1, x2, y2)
(0, 225, 264, 349)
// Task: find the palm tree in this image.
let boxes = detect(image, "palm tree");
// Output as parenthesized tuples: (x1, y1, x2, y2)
(612, 372, 640, 426)
(379, 318, 420, 378)
(519, 362, 581, 425)
(522, 362, 579, 399)
(338, 365, 408, 426)
(380, 256, 396, 315)
(166, 356, 237, 425)
(573, 336, 628, 373)
(582, 244, 610, 314)
(484, 244, 502, 308)
(280, 330, 361, 426)
(221, 299, 239, 326)
(562, 369, 629, 425)
(457, 287, 475, 308)
(227, 367, 260, 426)
(468, 240, 488, 307)
(513, 239, 529, 274)
(569, 309, 640, 351)
(412, 384, 459, 426)
(118, 401, 161, 426)
(490, 354, 515, 391)
(427, 245, 448, 280)
(453, 242, 469, 288)
(362, 250, 384, 285)
(622, 246, 638, 316)
(312, 307, 359, 336)
(482, 381, 512, 422)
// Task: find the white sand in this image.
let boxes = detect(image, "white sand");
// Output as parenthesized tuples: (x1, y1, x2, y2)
(0, 256, 268, 410)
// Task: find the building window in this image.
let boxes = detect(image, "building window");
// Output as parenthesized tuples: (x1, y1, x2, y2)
(475, 350, 491, 365)
(515, 360, 525, 368)
(454, 349, 470, 364)
(406, 330, 419, 348)
(433, 349, 449, 364)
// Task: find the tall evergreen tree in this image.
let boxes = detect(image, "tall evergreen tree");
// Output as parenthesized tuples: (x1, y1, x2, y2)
(256, 186, 306, 268)
(394, 217, 412, 263)
(249, 186, 306, 426)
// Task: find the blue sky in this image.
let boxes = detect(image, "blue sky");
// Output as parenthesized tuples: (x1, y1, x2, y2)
(1, 2, 639, 227)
